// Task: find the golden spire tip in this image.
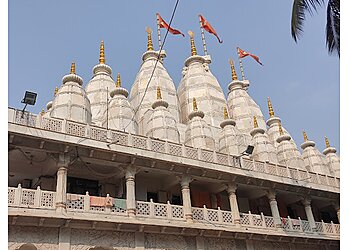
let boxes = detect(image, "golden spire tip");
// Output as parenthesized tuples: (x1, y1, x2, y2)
(54, 86, 58, 96)
(99, 40, 105, 64)
(193, 97, 198, 111)
(157, 86, 162, 100)
(116, 73, 121, 87)
(325, 136, 330, 148)
(303, 131, 308, 142)
(146, 27, 154, 51)
(188, 30, 197, 56)
(41, 109, 45, 115)
(70, 62, 76, 74)
(267, 97, 275, 117)
(224, 107, 229, 119)
(278, 122, 284, 136)
(253, 116, 258, 128)
(229, 59, 238, 81)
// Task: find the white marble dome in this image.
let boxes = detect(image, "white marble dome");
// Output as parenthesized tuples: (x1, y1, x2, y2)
(227, 80, 266, 135)
(322, 138, 340, 177)
(85, 42, 116, 127)
(276, 133, 305, 170)
(177, 54, 227, 128)
(145, 95, 180, 143)
(130, 46, 180, 136)
(218, 117, 240, 156)
(50, 64, 92, 124)
(104, 77, 137, 134)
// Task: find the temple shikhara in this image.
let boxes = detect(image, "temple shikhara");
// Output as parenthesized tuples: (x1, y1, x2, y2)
(8, 26, 340, 250)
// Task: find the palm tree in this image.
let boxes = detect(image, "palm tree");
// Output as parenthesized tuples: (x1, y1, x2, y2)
(291, 0, 340, 56)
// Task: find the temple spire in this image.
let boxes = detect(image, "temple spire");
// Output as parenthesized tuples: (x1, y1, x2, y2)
(146, 27, 154, 51)
(99, 40, 105, 64)
(116, 73, 121, 87)
(157, 86, 162, 100)
(70, 62, 76, 74)
(278, 122, 284, 136)
(188, 30, 197, 56)
(267, 97, 275, 117)
(253, 116, 258, 128)
(303, 131, 308, 142)
(229, 59, 238, 81)
(193, 97, 198, 111)
(41, 109, 45, 115)
(224, 107, 229, 119)
(54, 86, 58, 96)
(325, 136, 331, 148)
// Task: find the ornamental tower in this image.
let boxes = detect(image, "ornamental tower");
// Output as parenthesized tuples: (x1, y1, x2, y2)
(218, 107, 240, 155)
(322, 136, 340, 177)
(85, 41, 116, 127)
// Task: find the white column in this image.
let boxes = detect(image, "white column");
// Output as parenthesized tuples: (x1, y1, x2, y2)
(135, 232, 145, 250)
(266, 190, 282, 227)
(226, 183, 240, 224)
(302, 198, 316, 229)
(180, 175, 193, 222)
(58, 227, 71, 250)
(332, 203, 340, 223)
(55, 154, 70, 212)
(126, 166, 137, 217)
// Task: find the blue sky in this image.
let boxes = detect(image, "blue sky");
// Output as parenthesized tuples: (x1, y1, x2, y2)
(8, 0, 339, 151)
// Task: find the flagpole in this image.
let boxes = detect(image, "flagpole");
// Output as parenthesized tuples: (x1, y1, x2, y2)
(156, 14, 162, 50)
(237, 47, 245, 81)
(199, 16, 208, 56)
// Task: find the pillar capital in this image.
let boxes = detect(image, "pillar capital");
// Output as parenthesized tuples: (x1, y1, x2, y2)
(125, 165, 137, 180)
(266, 189, 277, 201)
(58, 153, 71, 168)
(301, 197, 312, 207)
(178, 175, 193, 188)
(226, 183, 237, 195)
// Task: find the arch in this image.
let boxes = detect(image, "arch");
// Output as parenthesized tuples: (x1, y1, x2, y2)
(17, 244, 37, 250)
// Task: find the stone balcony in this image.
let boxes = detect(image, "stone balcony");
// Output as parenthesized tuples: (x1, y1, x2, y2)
(8, 186, 340, 240)
(8, 108, 340, 196)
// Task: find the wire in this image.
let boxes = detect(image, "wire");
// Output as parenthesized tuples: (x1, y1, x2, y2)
(124, 0, 180, 131)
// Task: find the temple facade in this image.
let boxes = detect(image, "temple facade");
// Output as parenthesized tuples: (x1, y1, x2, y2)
(8, 30, 340, 250)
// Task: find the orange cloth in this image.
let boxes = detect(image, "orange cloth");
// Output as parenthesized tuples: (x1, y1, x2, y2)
(90, 196, 105, 207)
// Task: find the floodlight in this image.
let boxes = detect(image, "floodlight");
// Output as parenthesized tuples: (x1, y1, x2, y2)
(244, 145, 254, 155)
(21, 91, 37, 105)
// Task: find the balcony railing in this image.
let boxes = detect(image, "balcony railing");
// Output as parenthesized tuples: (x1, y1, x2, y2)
(8, 108, 340, 191)
(8, 186, 339, 238)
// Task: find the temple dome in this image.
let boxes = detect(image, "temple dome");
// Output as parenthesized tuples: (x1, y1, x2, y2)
(184, 98, 215, 150)
(276, 122, 305, 170)
(250, 117, 278, 163)
(300, 131, 330, 175)
(103, 74, 137, 134)
(50, 63, 92, 123)
(130, 29, 180, 135)
(145, 87, 180, 143)
(322, 137, 340, 177)
(218, 108, 240, 155)
(177, 32, 226, 127)
(85, 41, 116, 127)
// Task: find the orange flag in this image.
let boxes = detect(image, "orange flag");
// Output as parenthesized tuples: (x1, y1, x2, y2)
(237, 47, 263, 65)
(157, 13, 185, 37)
(199, 14, 223, 43)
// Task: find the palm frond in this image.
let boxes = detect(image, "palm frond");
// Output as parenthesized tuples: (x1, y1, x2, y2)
(291, 0, 324, 42)
(326, 0, 340, 56)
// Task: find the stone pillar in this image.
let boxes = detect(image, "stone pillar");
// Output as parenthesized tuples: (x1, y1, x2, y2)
(55, 154, 70, 212)
(266, 190, 282, 227)
(332, 203, 340, 223)
(180, 175, 193, 222)
(135, 232, 145, 250)
(125, 166, 137, 217)
(196, 236, 205, 250)
(302, 198, 316, 229)
(226, 183, 240, 224)
(58, 227, 71, 250)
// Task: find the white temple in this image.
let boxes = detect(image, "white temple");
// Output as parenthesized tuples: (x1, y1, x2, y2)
(8, 28, 340, 250)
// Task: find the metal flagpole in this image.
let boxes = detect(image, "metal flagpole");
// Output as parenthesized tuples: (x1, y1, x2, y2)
(237, 47, 245, 80)
(199, 16, 208, 56)
(156, 14, 162, 50)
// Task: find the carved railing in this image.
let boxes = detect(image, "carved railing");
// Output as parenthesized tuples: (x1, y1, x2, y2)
(136, 199, 185, 221)
(8, 108, 340, 190)
(8, 185, 55, 209)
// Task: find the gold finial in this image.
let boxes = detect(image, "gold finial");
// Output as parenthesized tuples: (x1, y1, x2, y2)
(193, 97, 198, 111)
(253, 116, 258, 128)
(54, 86, 58, 96)
(116, 73, 121, 87)
(157, 86, 162, 100)
(146, 27, 154, 51)
(303, 131, 308, 142)
(267, 97, 275, 117)
(229, 59, 238, 81)
(70, 62, 76, 74)
(224, 107, 229, 119)
(325, 136, 330, 148)
(99, 40, 105, 64)
(188, 30, 197, 56)
(278, 122, 284, 136)
(41, 109, 45, 115)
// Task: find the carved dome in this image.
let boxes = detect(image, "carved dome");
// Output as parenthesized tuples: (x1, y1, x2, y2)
(322, 137, 340, 177)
